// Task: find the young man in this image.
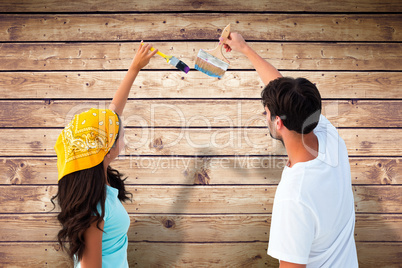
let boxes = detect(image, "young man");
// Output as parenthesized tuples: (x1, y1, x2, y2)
(220, 34, 358, 267)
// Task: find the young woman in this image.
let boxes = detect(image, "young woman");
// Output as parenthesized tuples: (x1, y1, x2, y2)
(52, 42, 157, 267)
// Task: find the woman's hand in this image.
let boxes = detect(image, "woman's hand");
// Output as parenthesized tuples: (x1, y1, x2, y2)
(130, 42, 158, 72)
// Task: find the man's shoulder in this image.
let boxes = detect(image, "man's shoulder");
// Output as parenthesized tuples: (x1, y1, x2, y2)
(277, 166, 308, 201)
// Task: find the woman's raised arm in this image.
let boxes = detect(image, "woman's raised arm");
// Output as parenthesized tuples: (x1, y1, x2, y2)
(109, 42, 157, 115)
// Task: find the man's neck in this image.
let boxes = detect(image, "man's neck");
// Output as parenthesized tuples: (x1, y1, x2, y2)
(283, 132, 319, 168)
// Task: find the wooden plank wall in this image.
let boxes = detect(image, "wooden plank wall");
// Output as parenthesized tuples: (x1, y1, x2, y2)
(0, 0, 401, 267)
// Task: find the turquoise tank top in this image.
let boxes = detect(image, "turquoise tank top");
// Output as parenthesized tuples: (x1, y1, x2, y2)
(75, 185, 130, 267)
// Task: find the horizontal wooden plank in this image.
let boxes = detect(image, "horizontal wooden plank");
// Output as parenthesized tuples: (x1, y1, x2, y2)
(1, 43, 401, 71)
(0, 243, 71, 267)
(0, 185, 400, 213)
(0, 128, 287, 156)
(1, 214, 401, 242)
(1, 0, 401, 13)
(1, 157, 400, 186)
(128, 242, 402, 267)
(350, 158, 401, 185)
(0, 128, 400, 157)
(353, 186, 402, 213)
(0, 214, 61, 242)
(0, 242, 276, 267)
(0, 156, 285, 185)
(0, 185, 277, 213)
(0, 71, 401, 99)
(0, 214, 271, 243)
(354, 214, 402, 242)
(1, 14, 401, 42)
(81, 185, 402, 214)
(2, 100, 400, 128)
(356, 242, 402, 268)
(0, 242, 401, 267)
(338, 129, 402, 156)
(0, 185, 55, 213)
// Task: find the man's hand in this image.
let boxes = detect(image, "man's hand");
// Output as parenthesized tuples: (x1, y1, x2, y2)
(220, 32, 249, 54)
(220, 32, 282, 85)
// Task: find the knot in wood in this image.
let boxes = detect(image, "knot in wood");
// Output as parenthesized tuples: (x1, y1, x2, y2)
(253, 254, 262, 260)
(163, 219, 175, 229)
(53, 243, 61, 251)
(381, 177, 392, 185)
(10, 177, 21, 185)
(151, 138, 164, 150)
(351, 99, 359, 105)
(191, 1, 202, 9)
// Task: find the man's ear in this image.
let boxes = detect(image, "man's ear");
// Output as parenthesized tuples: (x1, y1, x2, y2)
(275, 116, 284, 130)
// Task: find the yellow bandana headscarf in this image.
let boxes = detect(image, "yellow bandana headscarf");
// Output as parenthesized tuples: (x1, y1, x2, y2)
(54, 108, 120, 181)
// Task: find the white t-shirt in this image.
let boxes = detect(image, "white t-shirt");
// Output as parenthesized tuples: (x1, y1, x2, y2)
(267, 115, 358, 267)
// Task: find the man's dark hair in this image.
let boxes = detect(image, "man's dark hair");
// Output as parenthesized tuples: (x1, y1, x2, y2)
(261, 77, 322, 134)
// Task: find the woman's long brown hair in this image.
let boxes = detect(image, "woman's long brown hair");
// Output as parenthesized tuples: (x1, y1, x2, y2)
(51, 161, 131, 261)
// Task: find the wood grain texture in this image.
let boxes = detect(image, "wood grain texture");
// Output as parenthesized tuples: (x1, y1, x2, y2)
(356, 242, 402, 268)
(1, 42, 401, 71)
(0, 242, 400, 267)
(0, 71, 401, 99)
(1, 157, 400, 186)
(1, 185, 400, 213)
(2, 100, 400, 128)
(0, 128, 400, 156)
(354, 214, 402, 242)
(1, 1, 400, 265)
(1, 14, 401, 42)
(338, 129, 402, 157)
(0, 156, 286, 185)
(0, 185, 277, 213)
(0, 128, 288, 156)
(130, 241, 402, 268)
(0, 185, 54, 213)
(0, 243, 71, 267)
(0, 242, 276, 268)
(0, 214, 60, 242)
(1, 214, 401, 242)
(1, 0, 401, 12)
(353, 186, 402, 213)
(350, 158, 401, 185)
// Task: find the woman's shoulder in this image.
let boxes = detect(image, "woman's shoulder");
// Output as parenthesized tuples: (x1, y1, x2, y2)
(105, 185, 120, 205)
(95, 185, 119, 220)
